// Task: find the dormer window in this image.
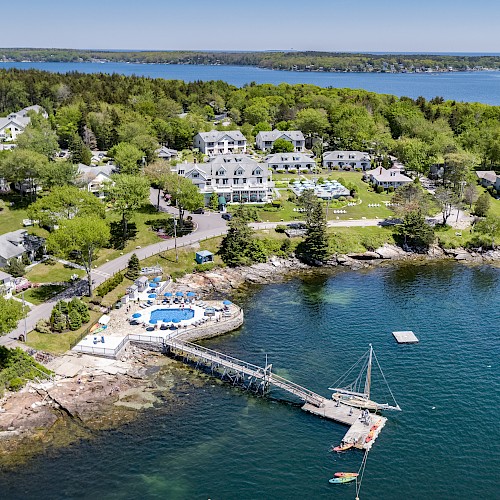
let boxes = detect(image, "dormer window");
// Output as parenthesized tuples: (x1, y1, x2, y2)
(235, 169, 244, 176)
(192, 172, 199, 178)
(217, 169, 226, 176)
(253, 169, 262, 175)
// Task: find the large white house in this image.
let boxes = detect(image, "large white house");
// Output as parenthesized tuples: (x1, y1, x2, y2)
(323, 151, 372, 171)
(0, 105, 48, 142)
(255, 130, 305, 152)
(366, 167, 413, 189)
(193, 130, 247, 155)
(0, 230, 45, 268)
(76, 164, 116, 198)
(173, 154, 273, 204)
(265, 152, 316, 172)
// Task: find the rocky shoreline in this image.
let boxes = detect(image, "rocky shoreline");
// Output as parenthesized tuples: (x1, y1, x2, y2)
(1, 244, 498, 464)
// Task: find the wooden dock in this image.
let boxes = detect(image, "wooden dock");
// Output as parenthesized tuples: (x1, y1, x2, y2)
(392, 330, 419, 344)
(162, 337, 387, 450)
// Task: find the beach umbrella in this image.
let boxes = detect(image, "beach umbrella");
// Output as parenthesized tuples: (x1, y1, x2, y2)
(149, 283, 158, 288)
(153, 277, 161, 282)
(148, 293, 157, 299)
(172, 318, 181, 323)
(164, 292, 172, 297)
(132, 312, 142, 318)
(223, 300, 231, 305)
(186, 292, 196, 297)
(149, 319, 156, 325)
(175, 291, 184, 297)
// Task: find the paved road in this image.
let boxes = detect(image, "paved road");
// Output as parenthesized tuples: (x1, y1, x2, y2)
(2, 190, 228, 346)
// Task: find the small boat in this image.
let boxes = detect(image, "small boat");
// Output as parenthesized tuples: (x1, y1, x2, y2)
(332, 443, 353, 452)
(89, 323, 100, 333)
(334, 472, 359, 478)
(329, 476, 357, 484)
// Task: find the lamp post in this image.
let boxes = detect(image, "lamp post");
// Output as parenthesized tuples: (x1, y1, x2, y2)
(173, 217, 178, 263)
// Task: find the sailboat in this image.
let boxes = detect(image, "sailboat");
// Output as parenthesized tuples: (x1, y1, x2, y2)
(328, 344, 401, 411)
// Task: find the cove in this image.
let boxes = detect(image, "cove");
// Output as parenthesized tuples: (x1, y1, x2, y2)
(0, 262, 499, 499)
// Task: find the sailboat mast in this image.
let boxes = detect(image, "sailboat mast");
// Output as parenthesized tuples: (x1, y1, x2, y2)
(364, 344, 373, 399)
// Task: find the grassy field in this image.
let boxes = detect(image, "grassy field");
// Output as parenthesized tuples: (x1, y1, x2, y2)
(0, 195, 31, 234)
(25, 261, 85, 283)
(26, 310, 101, 354)
(16, 284, 68, 305)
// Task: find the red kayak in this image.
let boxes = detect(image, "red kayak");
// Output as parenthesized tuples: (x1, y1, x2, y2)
(334, 472, 359, 478)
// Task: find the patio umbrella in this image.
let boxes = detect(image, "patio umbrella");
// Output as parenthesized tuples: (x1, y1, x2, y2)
(149, 319, 156, 325)
(164, 292, 172, 297)
(222, 300, 231, 305)
(153, 277, 161, 282)
(186, 292, 196, 297)
(149, 283, 158, 288)
(175, 291, 184, 297)
(132, 312, 142, 318)
(148, 293, 157, 299)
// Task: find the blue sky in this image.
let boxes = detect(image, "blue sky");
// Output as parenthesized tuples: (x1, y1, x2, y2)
(2, 0, 499, 52)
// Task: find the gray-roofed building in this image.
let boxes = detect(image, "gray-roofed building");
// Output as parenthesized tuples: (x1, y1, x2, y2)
(0, 230, 45, 268)
(265, 152, 316, 172)
(173, 154, 273, 204)
(366, 167, 412, 189)
(76, 164, 116, 198)
(476, 171, 498, 188)
(0, 270, 14, 298)
(193, 130, 247, 155)
(0, 105, 47, 142)
(323, 151, 372, 171)
(256, 130, 305, 152)
(156, 146, 178, 160)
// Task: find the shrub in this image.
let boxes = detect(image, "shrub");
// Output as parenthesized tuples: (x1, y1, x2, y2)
(194, 262, 216, 272)
(376, 185, 385, 194)
(288, 168, 297, 174)
(338, 196, 346, 202)
(275, 225, 287, 233)
(68, 309, 82, 331)
(8, 377, 24, 391)
(4, 258, 25, 278)
(271, 200, 282, 208)
(96, 272, 124, 297)
(388, 186, 395, 193)
(35, 319, 51, 334)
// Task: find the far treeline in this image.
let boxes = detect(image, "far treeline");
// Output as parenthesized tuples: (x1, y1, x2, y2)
(1, 68, 499, 170)
(1, 49, 500, 72)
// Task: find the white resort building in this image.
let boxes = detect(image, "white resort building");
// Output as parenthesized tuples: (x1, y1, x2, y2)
(265, 152, 316, 172)
(0, 105, 48, 142)
(255, 130, 305, 152)
(193, 130, 247, 155)
(366, 167, 413, 189)
(76, 164, 116, 198)
(323, 151, 372, 171)
(173, 154, 273, 204)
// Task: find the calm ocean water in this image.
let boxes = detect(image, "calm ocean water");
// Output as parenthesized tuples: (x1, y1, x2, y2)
(1, 62, 500, 105)
(1, 263, 499, 499)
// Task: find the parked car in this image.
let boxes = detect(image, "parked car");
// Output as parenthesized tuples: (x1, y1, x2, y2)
(192, 207, 205, 214)
(287, 222, 307, 229)
(221, 213, 232, 221)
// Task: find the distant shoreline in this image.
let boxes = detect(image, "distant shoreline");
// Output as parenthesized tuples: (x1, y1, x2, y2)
(2, 49, 500, 73)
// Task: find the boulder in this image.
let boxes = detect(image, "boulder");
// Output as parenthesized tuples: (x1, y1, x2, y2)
(375, 244, 407, 259)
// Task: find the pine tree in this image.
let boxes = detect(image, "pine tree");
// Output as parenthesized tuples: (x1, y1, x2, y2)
(5, 258, 25, 277)
(68, 309, 82, 331)
(300, 200, 329, 263)
(209, 192, 219, 211)
(218, 206, 255, 267)
(69, 133, 92, 165)
(125, 253, 141, 280)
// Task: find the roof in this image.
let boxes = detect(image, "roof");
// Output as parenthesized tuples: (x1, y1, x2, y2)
(77, 163, 116, 177)
(0, 116, 29, 131)
(265, 152, 315, 164)
(135, 276, 149, 284)
(367, 167, 412, 183)
(323, 150, 371, 162)
(256, 130, 305, 142)
(476, 171, 498, 183)
(157, 146, 178, 158)
(195, 130, 246, 143)
(196, 250, 214, 257)
(0, 270, 13, 281)
(0, 230, 29, 260)
(179, 155, 268, 178)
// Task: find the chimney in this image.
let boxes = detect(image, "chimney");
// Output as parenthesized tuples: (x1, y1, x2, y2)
(379, 167, 382, 174)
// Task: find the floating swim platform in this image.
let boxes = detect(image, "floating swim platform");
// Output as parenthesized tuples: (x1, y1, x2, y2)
(392, 331, 419, 344)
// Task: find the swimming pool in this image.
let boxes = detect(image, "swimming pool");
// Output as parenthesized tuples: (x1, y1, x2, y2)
(148, 308, 195, 324)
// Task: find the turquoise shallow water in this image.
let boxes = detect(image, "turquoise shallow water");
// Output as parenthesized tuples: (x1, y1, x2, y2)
(1, 262, 499, 499)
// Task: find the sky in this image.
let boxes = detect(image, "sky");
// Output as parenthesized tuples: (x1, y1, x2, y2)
(2, 0, 499, 53)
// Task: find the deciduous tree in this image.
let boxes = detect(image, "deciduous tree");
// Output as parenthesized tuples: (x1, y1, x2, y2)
(271, 138, 294, 153)
(0, 297, 27, 336)
(47, 216, 110, 296)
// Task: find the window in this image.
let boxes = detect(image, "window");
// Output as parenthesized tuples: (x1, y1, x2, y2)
(235, 169, 243, 176)
(252, 169, 262, 176)
(233, 178, 239, 184)
(215, 179, 220, 184)
(257, 177, 263, 184)
(222, 179, 229, 185)
(217, 169, 226, 176)
(242, 178, 247, 184)
(238, 141, 244, 145)
(192, 173, 199, 178)
(178, 170, 185, 175)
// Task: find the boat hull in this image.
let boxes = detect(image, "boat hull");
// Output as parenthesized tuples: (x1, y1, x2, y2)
(329, 476, 356, 484)
(331, 393, 380, 411)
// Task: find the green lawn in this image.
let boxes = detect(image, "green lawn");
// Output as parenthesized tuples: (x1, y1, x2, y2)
(26, 310, 101, 354)
(16, 284, 68, 305)
(0, 195, 31, 234)
(25, 261, 85, 283)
